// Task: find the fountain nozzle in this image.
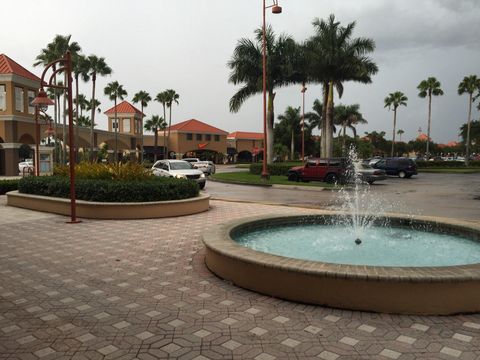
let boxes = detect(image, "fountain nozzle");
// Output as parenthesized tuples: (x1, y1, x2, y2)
(355, 238, 362, 245)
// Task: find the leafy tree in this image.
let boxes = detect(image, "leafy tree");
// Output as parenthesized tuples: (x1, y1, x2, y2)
(277, 107, 301, 160)
(228, 25, 297, 164)
(144, 115, 167, 162)
(155, 91, 169, 158)
(458, 75, 480, 164)
(87, 55, 112, 160)
(460, 120, 480, 154)
(384, 91, 408, 156)
(417, 77, 444, 157)
(306, 14, 377, 157)
(104, 81, 127, 163)
(132, 91, 152, 162)
(305, 99, 323, 131)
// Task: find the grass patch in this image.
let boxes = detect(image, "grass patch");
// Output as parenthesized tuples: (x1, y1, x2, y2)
(418, 168, 480, 174)
(211, 171, 334, 188)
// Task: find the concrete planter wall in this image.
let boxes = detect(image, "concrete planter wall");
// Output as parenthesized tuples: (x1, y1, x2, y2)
(7, 191, 209, 219)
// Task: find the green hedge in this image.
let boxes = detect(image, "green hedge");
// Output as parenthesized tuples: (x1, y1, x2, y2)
(416, 160, 480, 168)
(0, 179, 19, 195)
(249, 163, 299, 176)
(18, 176, 198, 202)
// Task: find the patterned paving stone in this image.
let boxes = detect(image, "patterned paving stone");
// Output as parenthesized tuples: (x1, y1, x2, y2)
(1, 198, 480, 360)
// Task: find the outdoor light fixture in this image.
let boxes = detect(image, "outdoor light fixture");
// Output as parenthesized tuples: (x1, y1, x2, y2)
(31, 51, 79, 223)
(261, 0, 283, 180)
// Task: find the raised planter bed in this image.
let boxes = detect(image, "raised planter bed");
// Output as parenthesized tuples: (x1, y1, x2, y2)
(7, 191, 210, 219)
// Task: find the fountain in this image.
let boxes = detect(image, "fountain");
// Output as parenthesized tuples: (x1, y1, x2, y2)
(202, 149, 480, 315)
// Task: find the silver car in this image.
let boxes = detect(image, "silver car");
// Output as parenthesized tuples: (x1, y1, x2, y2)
(152, 160, 206, 189)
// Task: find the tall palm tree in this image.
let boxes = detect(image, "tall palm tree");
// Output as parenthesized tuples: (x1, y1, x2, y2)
(384, 91, 408, 156)
(155, 91, 169, 158)
(306, 14, 378, 157)
(334, 103, 366, 153)
(228, 25, 297, 164)
(104, 81, 127, 163)
(132, 91, 152, 162)
(458, 75, 480, 165)
(86, 99, 101, 115)
(304, 99, 323, 131)
(277, 106, 301, 160)
(144, 115, 166, 162)
(397, 129, 405, 142)
(417, 77, 444, 157)
(164, 89, 180, 157)
(73, 55, 90, 160)
(34, 34, 81, 164)
(87, 55, 112, 160)
(74, 94, 89, 117)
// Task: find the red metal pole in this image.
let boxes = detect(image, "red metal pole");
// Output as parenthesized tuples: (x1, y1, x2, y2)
(301, 84, 306, 161)
(65, 52, 80, 223)
(35, 106, 40, 176)
(261, 0, 269, 179)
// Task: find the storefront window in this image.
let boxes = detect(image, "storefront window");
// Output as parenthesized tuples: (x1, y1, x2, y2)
(196, 133, 202, 141)
(123, 118, 130, 133)
(187, 133, 193, 140)
(15, 87, 24, 112)
(0, 85, 6, 111)
(28, 90, 36, 114)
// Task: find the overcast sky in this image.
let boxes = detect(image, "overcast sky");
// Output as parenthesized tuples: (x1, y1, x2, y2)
(2, 0, 480, 143)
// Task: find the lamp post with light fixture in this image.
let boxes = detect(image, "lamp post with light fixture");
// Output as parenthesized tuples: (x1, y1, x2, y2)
(301, 84, 307, 161)
(31, 51, 79, 223)
(261, 0, 282, 180)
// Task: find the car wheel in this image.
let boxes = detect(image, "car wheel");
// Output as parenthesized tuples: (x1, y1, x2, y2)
(288, 173, 298, 182)
(325, 173, 338, 184)
(199, 183, 206, 190)
(398, 171, 406, 178)
(367, 180, 374, 185)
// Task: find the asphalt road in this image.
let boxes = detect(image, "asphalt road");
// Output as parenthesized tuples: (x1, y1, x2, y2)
(206, 170, 480, 221)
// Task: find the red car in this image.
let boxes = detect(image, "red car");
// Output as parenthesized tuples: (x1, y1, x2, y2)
(287, 158, 346, 183)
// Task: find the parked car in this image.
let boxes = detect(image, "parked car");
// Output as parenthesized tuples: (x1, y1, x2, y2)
(353, 162, 387, 184)
(371, 157, 417, 178)
(287, 158, 347, 183)
(183, 158, 216, 175)
(18, 160, 34, 174)
(152, 160, 206, 189)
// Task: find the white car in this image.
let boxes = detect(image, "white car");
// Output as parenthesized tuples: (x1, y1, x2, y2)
(152, 160, 206, 189)
(18, 160, 34, 175)
(183, 158, 216, 175)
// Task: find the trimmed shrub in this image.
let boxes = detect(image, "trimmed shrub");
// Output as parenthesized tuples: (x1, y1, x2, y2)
(249, 163, 300, 176)
(54, 162, 153, 181)
(416, 160, 480, 168)
(0, 179, 19, 195)
(18, 176, 198, 202)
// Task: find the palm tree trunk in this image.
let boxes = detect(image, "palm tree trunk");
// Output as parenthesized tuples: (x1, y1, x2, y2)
(291, 129, 294, 160)
(162, 104, 167, 159)
(267, 91, 275, 164)
(90, 73, 96, 162)
(325, 81, 334, 158)
(140, 104, 144, 163)
(320, 83, 328, 157)
(391, 109, 397, 157)
(114, 98, 118, 163)
(167, 106, 172, 158)
(342, 124, 346, 154)
(154, 127, 158, 162)
(63, 84, 67, 165)
(466, 94, 472, 166)
(75, 74, 80, 163)
(426, 92, 432, 157)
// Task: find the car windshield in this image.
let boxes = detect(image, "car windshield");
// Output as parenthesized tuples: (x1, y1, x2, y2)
(170, 161, 193, 170)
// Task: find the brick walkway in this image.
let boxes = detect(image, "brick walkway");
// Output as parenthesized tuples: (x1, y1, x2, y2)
(0, 196, 479, 359)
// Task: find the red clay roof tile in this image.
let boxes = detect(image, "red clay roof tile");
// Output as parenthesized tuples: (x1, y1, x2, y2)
(227, 131, 264, 140)
(104, 100, 144, 116)
(168, 119, 228, 134)
(0, 54, 41, 82)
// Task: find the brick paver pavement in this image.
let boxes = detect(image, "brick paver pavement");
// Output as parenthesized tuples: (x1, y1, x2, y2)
(0, 196, 479, 359)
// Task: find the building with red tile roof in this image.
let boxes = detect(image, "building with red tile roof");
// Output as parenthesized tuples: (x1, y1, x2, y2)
(0, 54, 41, 82)
(227, 131, 264, 140)
(104, 101, 145, 135)
(104, 100, 144, 116)
(227, 131, 264, 162)
(168, 119, 228, 134)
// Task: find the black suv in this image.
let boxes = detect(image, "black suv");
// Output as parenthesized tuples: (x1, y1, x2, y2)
(371, 157, 417, 178)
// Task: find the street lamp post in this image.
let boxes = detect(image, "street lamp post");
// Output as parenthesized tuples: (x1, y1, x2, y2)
(31, 51, 80, 224)
(261, 0, 282, 180)
(301, 84, 307, 161)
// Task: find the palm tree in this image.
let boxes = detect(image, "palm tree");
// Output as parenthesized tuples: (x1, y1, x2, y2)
(334, 103, 366, 153)
(164, 89, 180, 156)
(458, 75, 480, 165)
(72, 54, 90, 160)
(104, 81, 127, 163)
(306, 14, 378, 157)
(87, 55, 112, 160)
(417, 77, 444, 157)
(277, 106, 301, 160)
(305, 99, 323, 131)
(76, 115, 92, 127)
(34, 35, 81, 164)
(86, 99, 101, 114)
(144, 115, 167, 162)
(384, 91, 408, 156)
(397, 129, 405, 142)
(132, 91, 152, 162)
(155, 91, 169, 158)
(74, 94, 89, 117)
(228, 25, 297, 164)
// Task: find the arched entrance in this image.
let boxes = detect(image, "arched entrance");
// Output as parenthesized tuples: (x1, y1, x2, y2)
(237, 150, 253, 163)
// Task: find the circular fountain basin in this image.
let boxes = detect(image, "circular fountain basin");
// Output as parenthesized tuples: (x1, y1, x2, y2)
(202, 214, 480, 315)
